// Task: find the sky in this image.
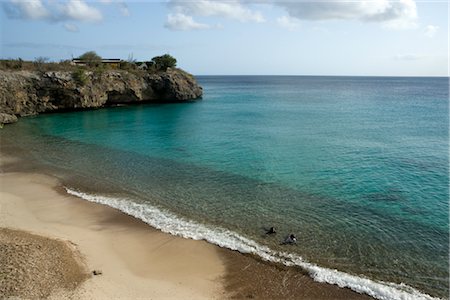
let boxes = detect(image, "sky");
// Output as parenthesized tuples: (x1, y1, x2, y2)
(0, 0, 448, 76)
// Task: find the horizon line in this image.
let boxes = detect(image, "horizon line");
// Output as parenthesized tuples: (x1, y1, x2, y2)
(194, 74, 449, 78)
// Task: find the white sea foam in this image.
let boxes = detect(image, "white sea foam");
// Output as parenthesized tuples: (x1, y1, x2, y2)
(66, 188, 440, 300)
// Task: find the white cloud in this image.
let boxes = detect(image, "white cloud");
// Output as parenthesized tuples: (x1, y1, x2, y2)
(165, 13, 211, 31)
(164, 0, 419, 31)
(3, 0, 422, 33)
(62, 0, 102, 22)
(7, 0, 49, 20)
(63, 23, 79, 32)
(4, 0, 103, 23)
(276, 15, 300, 31)
(168, 0, 265, 23)
(424, 25, 439, 38)
(277, 0, 418, 29)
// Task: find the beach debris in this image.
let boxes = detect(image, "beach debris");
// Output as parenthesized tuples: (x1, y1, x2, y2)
(92, 269, 103, 276)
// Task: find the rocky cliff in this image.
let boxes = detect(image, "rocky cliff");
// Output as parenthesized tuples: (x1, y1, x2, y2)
(0, 68, 202, 123)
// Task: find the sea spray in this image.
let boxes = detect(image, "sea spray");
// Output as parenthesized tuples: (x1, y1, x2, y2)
(66, 188, 440, 300)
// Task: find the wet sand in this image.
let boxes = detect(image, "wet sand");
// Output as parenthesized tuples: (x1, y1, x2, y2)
(221, 250, 372, 300)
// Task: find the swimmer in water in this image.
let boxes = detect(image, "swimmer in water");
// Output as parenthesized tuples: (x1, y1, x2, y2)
(266, 227, 276, 234)
(282, 234, 297, 245)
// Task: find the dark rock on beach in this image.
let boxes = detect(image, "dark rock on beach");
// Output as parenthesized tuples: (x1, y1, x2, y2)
(0, 68, 203, 121)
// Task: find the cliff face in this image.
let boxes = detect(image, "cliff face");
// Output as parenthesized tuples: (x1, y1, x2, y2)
(0, 68, 202, 121)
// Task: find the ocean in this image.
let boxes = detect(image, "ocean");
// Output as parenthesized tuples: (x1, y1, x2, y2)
(1, 76, 448, 299)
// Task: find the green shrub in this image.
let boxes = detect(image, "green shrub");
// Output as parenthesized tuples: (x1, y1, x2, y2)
(14, 58, 23, 69)
(0, 59, 24, 70)
(72, 68, 88, 86)
(119, 61, 137, 71)
(78, 51, 102, 67)
(151, 54, 177, 71)
(93, 64, 107, 78)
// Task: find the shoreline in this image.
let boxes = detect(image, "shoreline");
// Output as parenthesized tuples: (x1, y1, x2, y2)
(0, 154, 375, 299)
(0, 170, 226, 299)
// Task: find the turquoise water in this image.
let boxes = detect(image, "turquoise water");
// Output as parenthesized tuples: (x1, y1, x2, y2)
(1, 76, 448, 299)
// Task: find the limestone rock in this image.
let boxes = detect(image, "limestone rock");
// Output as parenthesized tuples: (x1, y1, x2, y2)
(148, 68, 203, 101)
(0, 68, 203, 120)
(0, 113, 18, 124)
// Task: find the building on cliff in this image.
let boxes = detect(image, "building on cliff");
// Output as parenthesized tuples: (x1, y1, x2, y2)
(71, 59, 122, 68)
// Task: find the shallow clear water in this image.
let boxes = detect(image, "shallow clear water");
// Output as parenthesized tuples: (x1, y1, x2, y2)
(2, 76, 448, 299)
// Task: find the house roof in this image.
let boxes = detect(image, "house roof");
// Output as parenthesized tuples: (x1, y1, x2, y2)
(72, 58, 122, 63)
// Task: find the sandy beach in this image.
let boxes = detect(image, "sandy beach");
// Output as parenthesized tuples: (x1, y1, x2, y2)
(0, 171, 226, 299)
(0, 153, 373, 299)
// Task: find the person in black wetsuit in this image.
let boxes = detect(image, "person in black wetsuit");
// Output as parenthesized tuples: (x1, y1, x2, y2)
(282, 234, 297, 245)
(266, 227, 276, 234)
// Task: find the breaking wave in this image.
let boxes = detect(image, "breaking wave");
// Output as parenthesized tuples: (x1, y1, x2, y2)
(66, 188, 440, 300)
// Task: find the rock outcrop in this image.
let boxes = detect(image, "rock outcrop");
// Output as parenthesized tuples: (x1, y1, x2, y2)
(0, 113, 18, 124)
(0, 68, 202, 121)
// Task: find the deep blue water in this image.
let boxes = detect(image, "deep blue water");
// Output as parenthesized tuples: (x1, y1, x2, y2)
(2, 76, 448, 299)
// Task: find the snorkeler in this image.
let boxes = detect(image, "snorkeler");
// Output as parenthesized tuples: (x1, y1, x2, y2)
(266, 227, 276, 234)
(282, 234, 297, 245)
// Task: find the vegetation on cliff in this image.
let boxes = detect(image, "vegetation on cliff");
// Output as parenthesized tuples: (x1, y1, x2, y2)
(0, 52, 178, 75)
(0, 53, 202, 124)
(149, 54, 177, 71)
(77, 51, 102, 67)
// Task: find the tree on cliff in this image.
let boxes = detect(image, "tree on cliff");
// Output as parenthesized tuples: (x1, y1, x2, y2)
(78, 51, 102, 67)
(151, 54, 177, 71)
